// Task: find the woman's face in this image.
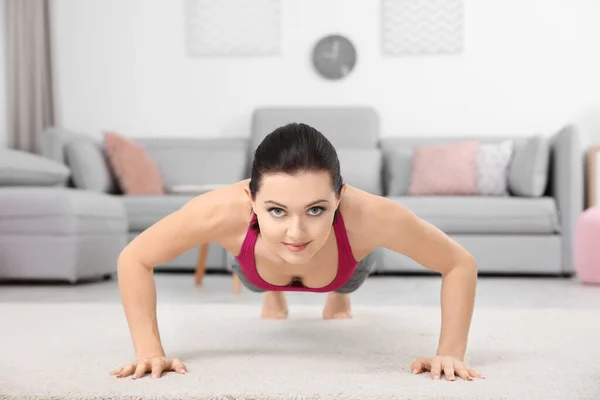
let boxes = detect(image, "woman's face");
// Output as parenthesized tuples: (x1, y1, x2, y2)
(246, 170, 344, 265)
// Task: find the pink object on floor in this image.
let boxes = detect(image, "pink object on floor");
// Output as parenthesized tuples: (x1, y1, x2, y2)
(574, 206, 600, 285)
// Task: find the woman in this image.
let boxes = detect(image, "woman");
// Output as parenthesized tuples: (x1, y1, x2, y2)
(111, 123, 483, 382)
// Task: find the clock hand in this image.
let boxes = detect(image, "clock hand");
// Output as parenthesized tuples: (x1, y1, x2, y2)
(332, 41, 339, 60)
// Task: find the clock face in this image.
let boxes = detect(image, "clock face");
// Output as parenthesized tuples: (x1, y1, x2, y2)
(312, 35, 357, 80)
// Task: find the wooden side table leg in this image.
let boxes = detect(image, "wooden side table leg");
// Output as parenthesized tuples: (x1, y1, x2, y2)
(232, 273, 242, 294)
(195, 243, 209, 286)
(586, 146, 600, 208)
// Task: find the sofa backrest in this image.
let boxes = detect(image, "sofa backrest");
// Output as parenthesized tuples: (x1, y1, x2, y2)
(250, 107, 380, 150)
(379, 127, 582, 200)
(380, 135, 522, 148)
(40, 127, 249, 194)
(249, 107, 383, 194)
(380, 134, 544, 197)
(136, 138, 248, 191)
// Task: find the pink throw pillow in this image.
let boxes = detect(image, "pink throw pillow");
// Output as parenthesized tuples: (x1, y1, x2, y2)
(103, 131, 165, 195)
(408, 140, 480, 195)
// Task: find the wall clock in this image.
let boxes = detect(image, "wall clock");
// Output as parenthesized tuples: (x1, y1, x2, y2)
(312, 34, 356, 80)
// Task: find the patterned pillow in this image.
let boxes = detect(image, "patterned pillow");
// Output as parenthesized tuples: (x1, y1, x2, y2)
(476, 140, 514, 195)
(408, 140, 480, 195)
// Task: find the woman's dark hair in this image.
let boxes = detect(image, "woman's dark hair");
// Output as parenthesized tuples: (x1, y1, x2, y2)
(248, 122, 344, 230)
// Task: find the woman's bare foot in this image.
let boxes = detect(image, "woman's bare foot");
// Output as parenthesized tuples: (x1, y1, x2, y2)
(261, 291, 289, 319)
(323, 292, 352, 319)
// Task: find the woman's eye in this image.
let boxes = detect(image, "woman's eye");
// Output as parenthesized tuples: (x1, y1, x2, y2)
(268, 207, 324, 217)
(269, 208, 284, 217)
(308, 207, 324, 216)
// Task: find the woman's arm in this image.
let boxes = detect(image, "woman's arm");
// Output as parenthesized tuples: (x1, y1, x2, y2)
(367, 196, 478, 361)
(117, 193, 229, 358)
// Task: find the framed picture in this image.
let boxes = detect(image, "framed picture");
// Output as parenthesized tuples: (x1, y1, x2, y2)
(381, 0, 464, 56)
(185, 0, 281, 57)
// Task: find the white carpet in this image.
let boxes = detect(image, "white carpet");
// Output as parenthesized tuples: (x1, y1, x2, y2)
(1, 302, 599, 400)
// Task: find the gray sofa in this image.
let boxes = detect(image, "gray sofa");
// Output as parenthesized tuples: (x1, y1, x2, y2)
(380, 130, 582, 276)
(0, 106, 583, 282)
(250, 107, 583, 276)
(40, 130, 249, 273)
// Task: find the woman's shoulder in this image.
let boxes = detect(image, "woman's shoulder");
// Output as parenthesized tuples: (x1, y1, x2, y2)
(338, 184, 377, 224)
(182, 179, 254, 243)
(340, 184, 416, 252)
(188, 178, 253, 218)
(337, 184, 387, 256)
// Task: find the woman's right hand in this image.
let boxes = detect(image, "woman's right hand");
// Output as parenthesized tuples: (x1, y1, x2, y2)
(110, 356, 187, 379)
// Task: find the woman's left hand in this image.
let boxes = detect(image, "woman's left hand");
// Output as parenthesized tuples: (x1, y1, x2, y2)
(410, 356, 485, 381)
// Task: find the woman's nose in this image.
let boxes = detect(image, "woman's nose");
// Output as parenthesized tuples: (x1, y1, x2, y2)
(286, 218, 306, 239)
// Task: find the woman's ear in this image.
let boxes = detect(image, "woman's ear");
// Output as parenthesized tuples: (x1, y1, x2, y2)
(337, 183, 347, 207)
(244, 186, 256, 212)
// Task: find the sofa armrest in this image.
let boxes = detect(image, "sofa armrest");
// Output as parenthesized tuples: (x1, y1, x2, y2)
(547, 124, 584, 273)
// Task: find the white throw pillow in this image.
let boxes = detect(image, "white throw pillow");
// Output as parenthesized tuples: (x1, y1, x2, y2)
(476, 140, 514, 195)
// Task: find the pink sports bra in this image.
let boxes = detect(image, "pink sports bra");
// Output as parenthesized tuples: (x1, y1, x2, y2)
(234, 209, 359, 292)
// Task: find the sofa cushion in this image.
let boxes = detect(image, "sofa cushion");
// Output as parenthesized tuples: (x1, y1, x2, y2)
(386, 195, 560, 234)
(337, 148, 382, 195)
(380, 134, 550, 198)
(64, 138, 118, 193)
(0, 187, 126, 234)
(122, 195, 196, 231)
(508, 134, 550, 197)
(104, 132, 166, 196)
(0, 148, 70, 186)
(383, 146, 413, 196)
(477, 140, 514, 195)
(39, 127, 119, 192)
(408, 140, 479, 195)
(40, 126, 90, 165)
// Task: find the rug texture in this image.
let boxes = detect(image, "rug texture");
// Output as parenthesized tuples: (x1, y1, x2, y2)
(0, 303, 599, 400)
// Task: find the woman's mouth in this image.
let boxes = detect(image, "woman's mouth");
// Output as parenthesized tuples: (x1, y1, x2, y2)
(283, 241, 310, 252)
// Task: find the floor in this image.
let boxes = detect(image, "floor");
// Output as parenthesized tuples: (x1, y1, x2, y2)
(3, 271, 600, 400)
(2, 270, 600, 309)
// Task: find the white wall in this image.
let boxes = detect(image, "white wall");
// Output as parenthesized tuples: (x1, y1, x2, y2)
(52, 0, 600, 141)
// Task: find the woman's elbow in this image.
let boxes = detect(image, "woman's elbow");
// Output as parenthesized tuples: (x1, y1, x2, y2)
(450, 249, 477, 273)
(459, 252, 478, 273)
(117, 247, 144, 270)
